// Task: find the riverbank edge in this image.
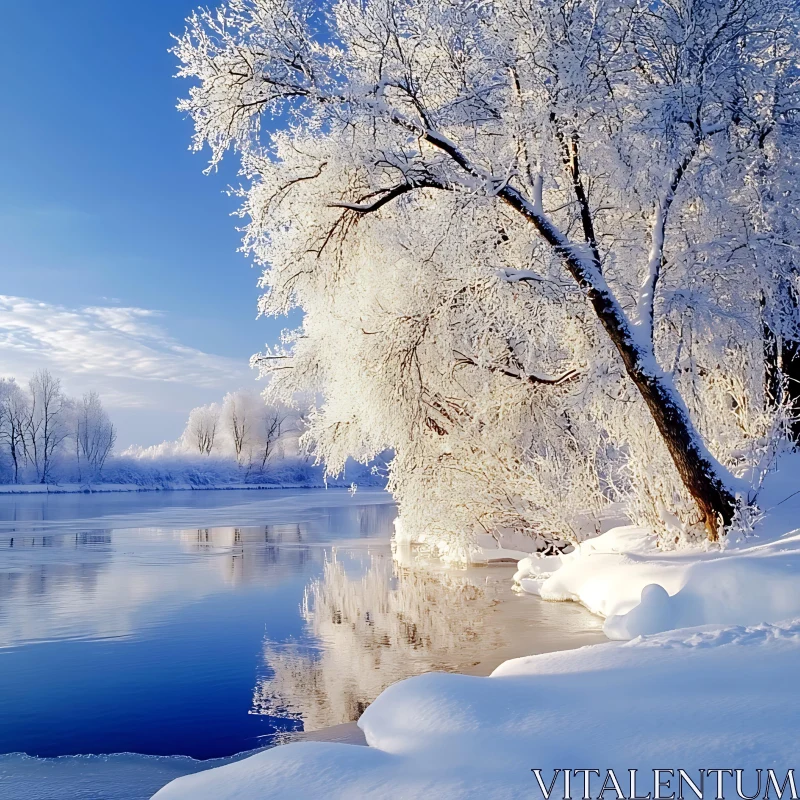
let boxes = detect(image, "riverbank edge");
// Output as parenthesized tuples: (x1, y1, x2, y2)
(151, 618, 800, 799)
(0, 481, 376, 495)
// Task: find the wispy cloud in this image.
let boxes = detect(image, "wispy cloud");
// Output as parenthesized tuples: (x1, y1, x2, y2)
(0, 295, 255, 445)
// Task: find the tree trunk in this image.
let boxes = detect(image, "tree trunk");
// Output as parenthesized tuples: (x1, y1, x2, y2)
(498, 185, 738, 538)
(765, 335, 800, 443)
(784, 340, 800, 442)
(622, 361, 737, 538)
(588, 286, 737, 539)
(10, 443, 18, 484)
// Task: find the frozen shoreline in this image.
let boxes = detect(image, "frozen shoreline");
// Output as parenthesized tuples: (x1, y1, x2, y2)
(0, 481, 341, 495)
(152, 455, 800, 799)
(153, 618, 800, 799)
(8, 458, 800, 799)
(0, 726, 367, 800)
(513, 454, 800, 640)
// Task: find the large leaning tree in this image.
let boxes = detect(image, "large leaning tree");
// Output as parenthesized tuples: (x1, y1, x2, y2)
(175, 0, 800, 544)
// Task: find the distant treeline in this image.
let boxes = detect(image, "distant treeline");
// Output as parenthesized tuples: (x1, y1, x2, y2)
(0, 370, 115, 484)
(124, 388, 306, 470)
(0, 375, 386, 489)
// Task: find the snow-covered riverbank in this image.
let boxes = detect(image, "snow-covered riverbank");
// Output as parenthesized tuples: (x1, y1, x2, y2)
(0, 463, 383, 495)
(153, 617, 800, 799)
(0, 727, 368, 800)
(152, 455, 800, 799)
(513, 454, 800, 640)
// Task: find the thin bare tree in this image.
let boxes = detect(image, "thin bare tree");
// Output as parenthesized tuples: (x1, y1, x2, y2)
(259, 407, 288, 470)
(0, 380, 29, 484)
(27, 370, 70, 484)
(74, 391, 116, 478)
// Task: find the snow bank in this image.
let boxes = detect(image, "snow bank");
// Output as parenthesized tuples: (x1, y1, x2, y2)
(0, 480, 327, 495)
(152, 618, 800, 799)
(0, 481, 319, 495)
(530, 524, 800, 640)
(514, 455, 800, 639)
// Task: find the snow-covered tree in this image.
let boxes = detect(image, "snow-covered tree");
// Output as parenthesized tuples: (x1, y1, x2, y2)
(74, 391, 116, 478)
(26, 370, 71, 484)
(175, 0, 800, 544)
(133, 391, 302, 467)
(185, 402, 221, 455)
(256, 402, 289, 469)
(0, 374, 122, 484)
(222, 389, 257, 463)
(0, 379, 29, 484)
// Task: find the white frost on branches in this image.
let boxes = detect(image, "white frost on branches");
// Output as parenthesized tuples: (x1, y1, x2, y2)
(174, 0, 800, 552)
(0, 371, 116, 484)
(129, 388, 300, 468)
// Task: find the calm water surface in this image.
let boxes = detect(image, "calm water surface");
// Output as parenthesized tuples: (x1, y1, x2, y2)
(0, 488, 604, 798)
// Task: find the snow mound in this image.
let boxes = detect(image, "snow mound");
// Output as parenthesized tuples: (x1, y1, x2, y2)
(514, 523, 800, 639)
(152, 619, 800, 799)
(512, 458, 800, 639)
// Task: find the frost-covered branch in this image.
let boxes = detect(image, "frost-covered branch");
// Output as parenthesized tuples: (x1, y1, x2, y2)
(327, 177, 448, 213)
(453, 351, 580, 387)
(635, 125, 727, 344)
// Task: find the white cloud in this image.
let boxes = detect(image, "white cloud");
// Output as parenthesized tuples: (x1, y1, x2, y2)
(0, 296, 248, 388)
(0, 295, 255, 446)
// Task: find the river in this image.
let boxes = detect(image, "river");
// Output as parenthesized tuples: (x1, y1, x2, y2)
(0, 488, 604, 799)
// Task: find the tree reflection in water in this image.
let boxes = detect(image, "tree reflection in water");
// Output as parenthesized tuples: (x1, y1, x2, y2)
(252, 554, 503, 730)
(181, 523, 314, 586)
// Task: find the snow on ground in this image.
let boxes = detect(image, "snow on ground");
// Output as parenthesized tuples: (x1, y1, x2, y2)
(153, 618, 800, 799)
(0, 464, 383, 495)
(0, 454, 385, 495)
(514, 454, 800, 639)
(516, 524, 800, 639)
(0, 729, 367, 800)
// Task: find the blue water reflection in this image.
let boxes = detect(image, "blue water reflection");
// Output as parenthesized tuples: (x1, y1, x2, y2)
(0, 488, 604, 766)
(0, 490, 396, 759)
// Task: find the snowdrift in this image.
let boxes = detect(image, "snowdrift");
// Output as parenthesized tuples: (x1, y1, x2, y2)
(152, 619, 800, 799)
(515, 524, 800, 639)
(514, 454, 800, 639)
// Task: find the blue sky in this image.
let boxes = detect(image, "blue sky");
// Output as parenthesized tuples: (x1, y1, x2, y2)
(0, 0, 297, 448)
